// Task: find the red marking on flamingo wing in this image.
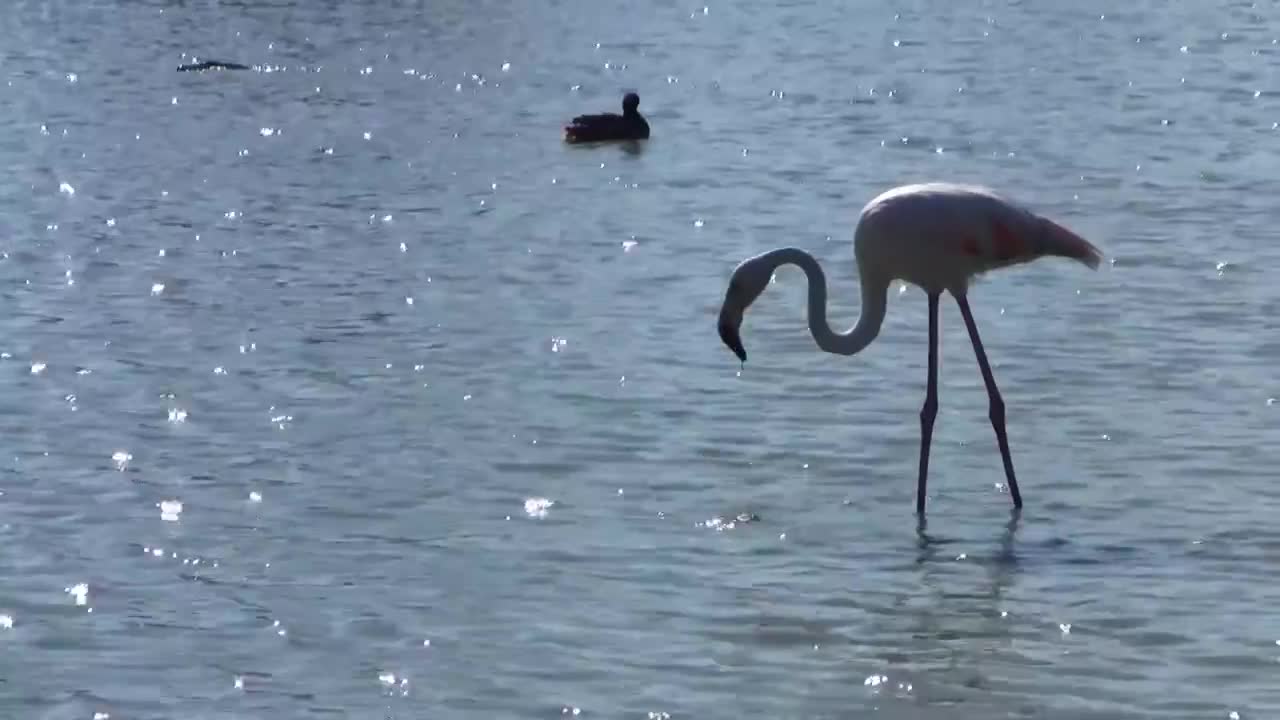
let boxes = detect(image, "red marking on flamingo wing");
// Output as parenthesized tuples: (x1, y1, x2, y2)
(959, 236, 982, 256)
(991, 221, 1025, 261)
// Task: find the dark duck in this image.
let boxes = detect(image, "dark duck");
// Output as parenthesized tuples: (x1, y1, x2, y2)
(563, 92, 650, 143)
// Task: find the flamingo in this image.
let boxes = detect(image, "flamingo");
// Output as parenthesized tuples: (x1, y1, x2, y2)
(716, 183, 1103, 514)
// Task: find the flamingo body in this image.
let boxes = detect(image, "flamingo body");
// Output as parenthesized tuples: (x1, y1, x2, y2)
(854, 183, 1101, 295)
(716, 182, 1102, 515)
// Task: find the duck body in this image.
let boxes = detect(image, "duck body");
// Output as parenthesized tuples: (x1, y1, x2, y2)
(564, 92, 650, 143)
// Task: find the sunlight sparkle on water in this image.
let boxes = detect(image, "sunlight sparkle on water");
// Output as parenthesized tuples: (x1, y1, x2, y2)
(703, 516, 737, 531)
(159, 499, 183, 522)
(524, 497, 554, 518)
(379, 671, 411, 695)
(66, 583, 89, 606)
(0, 614, 12, 629)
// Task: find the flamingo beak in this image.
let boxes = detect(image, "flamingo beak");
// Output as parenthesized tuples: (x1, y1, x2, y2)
(718, 305, 747, 363)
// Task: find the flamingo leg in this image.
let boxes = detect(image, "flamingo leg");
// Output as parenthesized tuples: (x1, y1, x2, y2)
(955, 295, 1023, 509)
(917, 292, 940, 514)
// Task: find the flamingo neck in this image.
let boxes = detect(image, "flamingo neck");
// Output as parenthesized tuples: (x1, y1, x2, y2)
(766, 247, 889, 357)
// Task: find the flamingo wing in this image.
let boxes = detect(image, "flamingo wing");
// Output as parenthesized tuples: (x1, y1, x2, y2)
(959, 196, 1102, 270)
(1035, 216, 1103, 269)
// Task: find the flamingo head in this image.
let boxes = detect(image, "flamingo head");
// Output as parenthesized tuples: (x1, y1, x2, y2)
(717, 257, 772, 363)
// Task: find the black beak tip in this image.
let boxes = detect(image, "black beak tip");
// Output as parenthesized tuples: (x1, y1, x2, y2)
(718, 320, 747, 364)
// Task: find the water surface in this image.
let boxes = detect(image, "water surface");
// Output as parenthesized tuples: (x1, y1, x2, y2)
(2, 1, 1280, 718)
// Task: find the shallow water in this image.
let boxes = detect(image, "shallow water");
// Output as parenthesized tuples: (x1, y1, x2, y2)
(2, 1, 1280, 718)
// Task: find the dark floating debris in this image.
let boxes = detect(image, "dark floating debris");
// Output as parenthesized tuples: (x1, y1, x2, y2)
(177, 60, 250, 73)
